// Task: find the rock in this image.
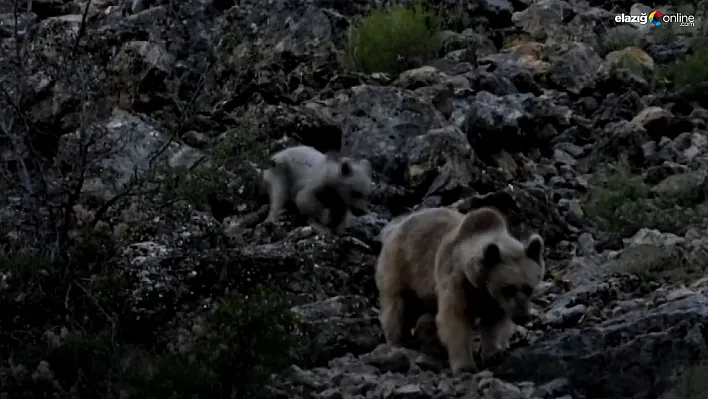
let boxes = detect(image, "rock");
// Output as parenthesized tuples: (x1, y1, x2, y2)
(541, 303, 587, 328)
(546, 42, 603, 95)
(182, 130, 212, 149)
(631, 107, 676, 141)
(393, 66, 449, 90)
(511, 0, 575, 41)
(495, 293, 708, 399)
(624, 228, 685, 247)
(586, 120, 650, 167)
(485, 41, 568, 95)
(404, 125, 478, 203)
(261, 103, 342, 153)
(644, 161, 690, 184)
(0, 11, 37, 37)
(672, 131, 708, 162)
(477, 0, 514, 28)
(361, 344, 416, 373)
(271, 348, 538, 398)
(326, 85, 448, 182)
(293, 296, 382, 367)
(109, 40, 175, 108)
(415, 82, 456, 120)
(55, 108, 201, 202)
(597, 47, 656, 93)
(479, 376, 524, 399)
(439, 29, 497, 57)
(475, 51, 544, 95)
(462, 91, 571, 159)
(651, 171, 708, 203)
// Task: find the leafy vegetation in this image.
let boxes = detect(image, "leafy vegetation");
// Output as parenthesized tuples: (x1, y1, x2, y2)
(1, 239, 301, 399)
(602, 26, 646, 53)
(160, 117, 270, 214)
(126, 285, 300, 398)
(664, 363, 708, 399)
(661, 37, 708, 106)
(582, 163, 708, 237)
(600, 242, 708, 284)
(343, 3, 441, 74)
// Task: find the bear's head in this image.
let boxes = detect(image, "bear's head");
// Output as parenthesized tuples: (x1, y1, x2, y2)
(455, 207, 545, 326)
(332, 157, 373, 216)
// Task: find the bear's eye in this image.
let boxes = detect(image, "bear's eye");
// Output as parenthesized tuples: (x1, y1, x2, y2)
(501, 285, 516, 298)
(350, 190, 363, 199)
(521, 285, 533, 297)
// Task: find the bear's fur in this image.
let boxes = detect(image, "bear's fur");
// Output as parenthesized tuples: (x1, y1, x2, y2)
(263, 145, 373, 235)
(375, 206, 544, 372)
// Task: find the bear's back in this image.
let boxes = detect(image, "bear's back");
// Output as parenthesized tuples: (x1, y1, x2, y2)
(391, 207, 464, 298)
(272, 145, 328, 181)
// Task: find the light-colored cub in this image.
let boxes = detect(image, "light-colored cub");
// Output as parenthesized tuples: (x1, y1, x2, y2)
(262, 145, 373, 235)
(375, 206, 545, 372)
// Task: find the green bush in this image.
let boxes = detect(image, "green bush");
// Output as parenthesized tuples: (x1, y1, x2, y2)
(603, 26, 646, 54)
(0, 251, 52, 281)
(159, 117, 269, 211)
(2, 227, 299, 398)
(127, 285, 300, 398)
(47, 331, 123, 396)
(664, 363, 708, 399)
(661, 37, 708, 106)
(601, 243, 708, 284)
(582, 164, 651, 236)
(343, 3, 441, 74)
(582, 164, 708, 236)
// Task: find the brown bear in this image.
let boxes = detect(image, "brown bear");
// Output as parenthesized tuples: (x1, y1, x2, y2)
(374, 206, 544, 372)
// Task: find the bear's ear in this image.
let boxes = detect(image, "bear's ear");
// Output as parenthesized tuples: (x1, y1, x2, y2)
(340, 160, 352, 177)
(482, 242, 501, 268)
(525, 234, 544, 263)
(359, 159, 372, 175)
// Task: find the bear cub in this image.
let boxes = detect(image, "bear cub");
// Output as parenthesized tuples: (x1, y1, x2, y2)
(262, 145, 372, 235)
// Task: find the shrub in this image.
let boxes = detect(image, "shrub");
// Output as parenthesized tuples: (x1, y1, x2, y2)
(661, 37, 708, 106)
(343, 3, 441, 74)
(664, 363, 708, 399)
(47, 331, 123, 396)
(602, 26, 646, 54)
(582, 164, 651, 236)
(2, 281, 300, 398)
(600, 243, 708, 284)
(159, 118, 269, 214)
(582, 164, 708, 236)
(129, 285, 300, 398)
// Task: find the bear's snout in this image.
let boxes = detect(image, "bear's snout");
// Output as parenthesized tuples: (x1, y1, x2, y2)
(351, 206, 367, 216)
(511, 314, 532, 325)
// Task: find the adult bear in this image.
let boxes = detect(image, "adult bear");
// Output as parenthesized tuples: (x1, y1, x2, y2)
(375, 206, 545, 372)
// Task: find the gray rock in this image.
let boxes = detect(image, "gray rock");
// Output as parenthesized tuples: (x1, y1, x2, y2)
(293, 296, 382, 367)
(55, 109, 201, 202)
(326, 85, 448, 182)
(546, 42, 603, 95)
(495, 293, 708, 399)
(462, 91, 571, 156)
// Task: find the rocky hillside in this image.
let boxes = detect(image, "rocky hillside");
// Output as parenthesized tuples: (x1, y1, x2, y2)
(1, 0, 708, 397)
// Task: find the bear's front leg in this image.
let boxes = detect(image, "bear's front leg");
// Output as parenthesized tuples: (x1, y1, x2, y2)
(479, 319, 514, 366)
(436, 296, 477, 373)
(495, 318, 516, 351)
(379, 292, 408, 346)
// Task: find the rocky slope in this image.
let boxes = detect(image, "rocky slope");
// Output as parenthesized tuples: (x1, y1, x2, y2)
(1, 0, 708, 398)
